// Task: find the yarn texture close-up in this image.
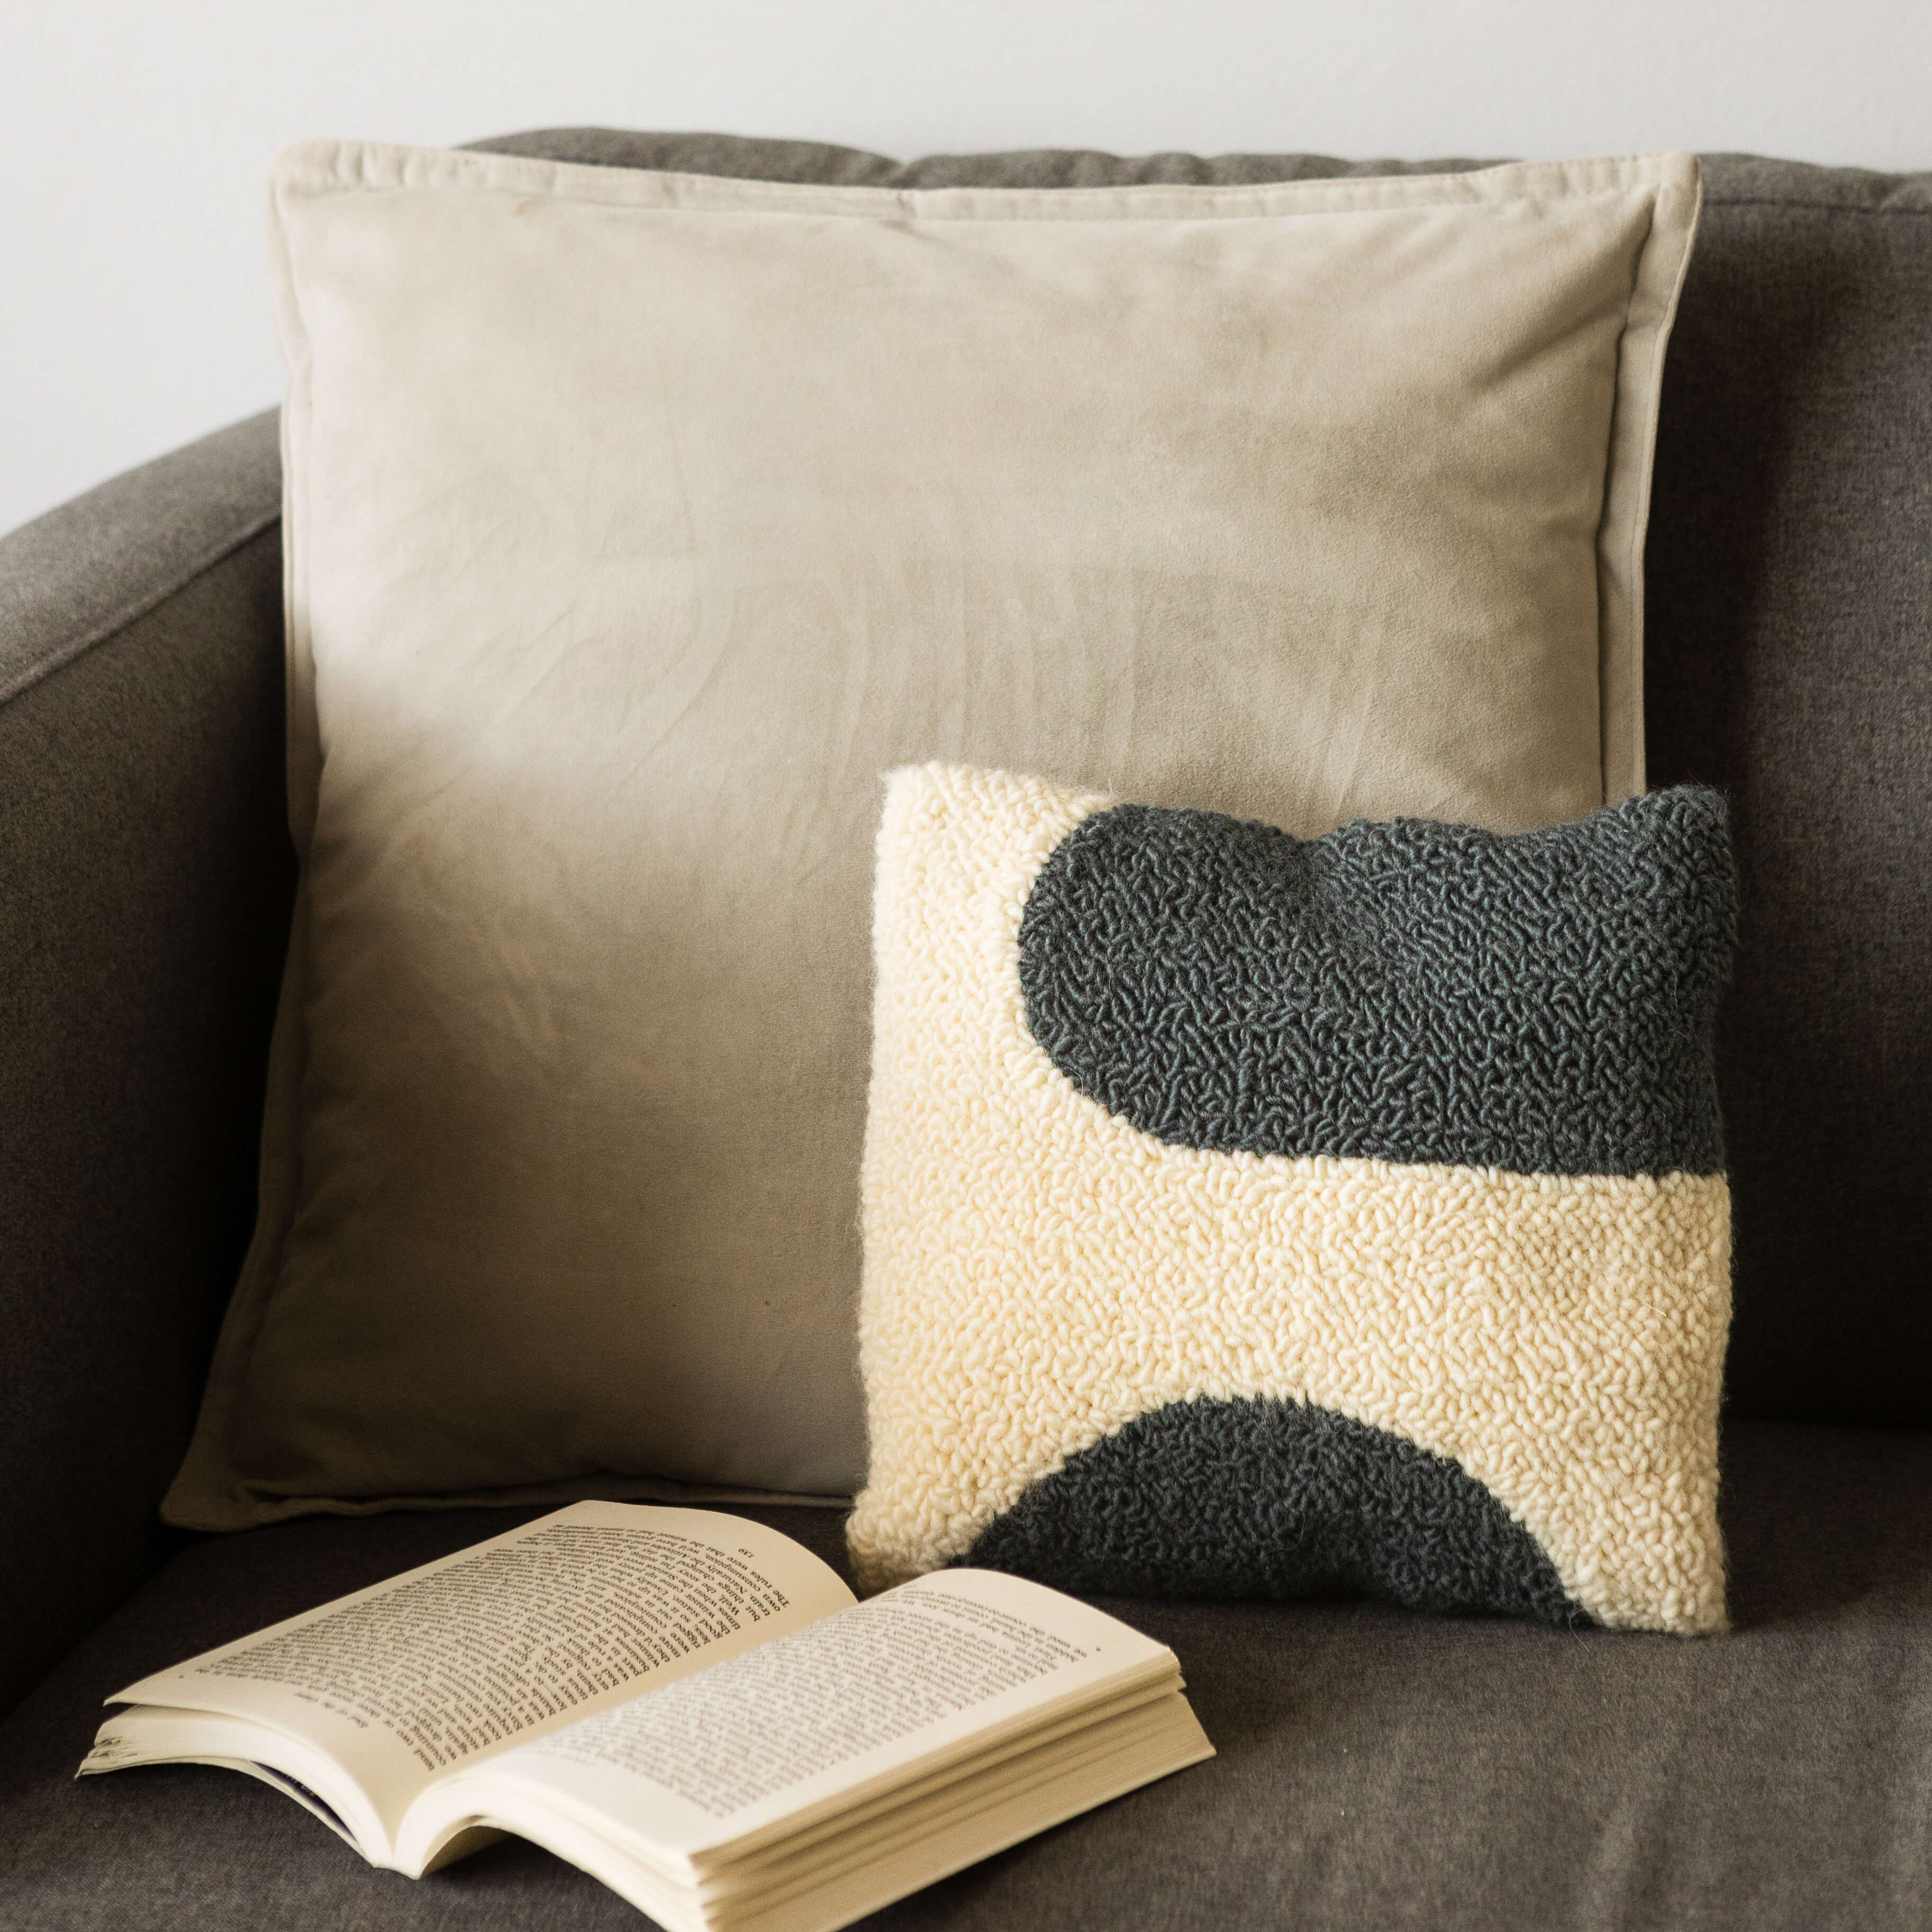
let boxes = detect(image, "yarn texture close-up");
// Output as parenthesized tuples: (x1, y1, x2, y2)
(850, 765, 1738, 1634)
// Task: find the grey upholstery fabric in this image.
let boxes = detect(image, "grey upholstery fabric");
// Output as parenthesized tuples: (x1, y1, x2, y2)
(0, 413, 292, 1716)
(1643, 167, 1932, 1427)
(2, 1423, 1927, 1930)
(473, 133, 1932, 1430)
(470, 127, 1501, 187)
(0, 413, 279, 705)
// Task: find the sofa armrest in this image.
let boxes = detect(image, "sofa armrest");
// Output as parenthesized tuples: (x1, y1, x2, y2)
(0, 414, 294, 1715)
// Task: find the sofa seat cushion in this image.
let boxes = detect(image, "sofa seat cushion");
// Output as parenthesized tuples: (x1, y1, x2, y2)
(3, 1421, 1928, 1931)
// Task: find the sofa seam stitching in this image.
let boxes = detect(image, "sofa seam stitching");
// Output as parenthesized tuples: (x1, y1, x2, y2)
(1707, 195, 1932, 217)
(0, 508, 283, 712)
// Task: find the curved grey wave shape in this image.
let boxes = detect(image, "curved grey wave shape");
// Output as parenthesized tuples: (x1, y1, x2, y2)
(962, 1397, 1589, 1626)
(1018, 787, 1734, 1176)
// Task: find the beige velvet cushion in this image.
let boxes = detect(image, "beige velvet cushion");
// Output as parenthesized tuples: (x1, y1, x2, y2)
(165, 140, 1702, 1528)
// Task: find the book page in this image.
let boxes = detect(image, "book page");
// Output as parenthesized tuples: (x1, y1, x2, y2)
(457, 1568, 1178, 1866)
(95, 1504, 853, 1851)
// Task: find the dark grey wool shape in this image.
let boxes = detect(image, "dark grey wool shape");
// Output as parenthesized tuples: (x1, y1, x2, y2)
(964, 1397, 1588, 1626)
(1018, 786, 1736, 1177)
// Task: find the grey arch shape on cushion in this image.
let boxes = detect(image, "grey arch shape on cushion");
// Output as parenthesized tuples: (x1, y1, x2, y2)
(1018, 788, 1735, 1177)
(961, 1396, 1590, 1626)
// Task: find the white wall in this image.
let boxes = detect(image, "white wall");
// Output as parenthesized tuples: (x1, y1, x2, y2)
(4, 0, 1928, 538)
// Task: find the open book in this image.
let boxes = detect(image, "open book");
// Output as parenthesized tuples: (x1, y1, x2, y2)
(78, 1504, 1212, 1931)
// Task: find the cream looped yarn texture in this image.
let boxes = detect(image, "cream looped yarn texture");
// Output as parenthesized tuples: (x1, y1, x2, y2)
(849, 766, 1734, 1634)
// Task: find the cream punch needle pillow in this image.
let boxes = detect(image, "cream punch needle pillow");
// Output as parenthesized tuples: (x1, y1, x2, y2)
(849, 766, 1737, 1633)
(167, 142, 1701, 1529)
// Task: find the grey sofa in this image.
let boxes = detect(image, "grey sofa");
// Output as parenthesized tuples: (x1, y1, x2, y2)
(2, 132, 1928, 1930)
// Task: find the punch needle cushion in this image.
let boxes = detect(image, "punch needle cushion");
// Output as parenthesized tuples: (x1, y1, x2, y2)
(850, 766, 1738, 1633)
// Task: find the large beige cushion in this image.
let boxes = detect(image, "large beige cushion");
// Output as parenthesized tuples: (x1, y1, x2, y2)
(166, 140, 1701, 1528)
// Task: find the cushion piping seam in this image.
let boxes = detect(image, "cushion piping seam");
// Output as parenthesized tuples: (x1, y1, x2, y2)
(0, 507, 282, 712)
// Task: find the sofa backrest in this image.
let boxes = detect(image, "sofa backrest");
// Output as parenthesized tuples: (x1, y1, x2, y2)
(1644, 159, 1931, 1427)
(441, 131, 1927, 1429)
